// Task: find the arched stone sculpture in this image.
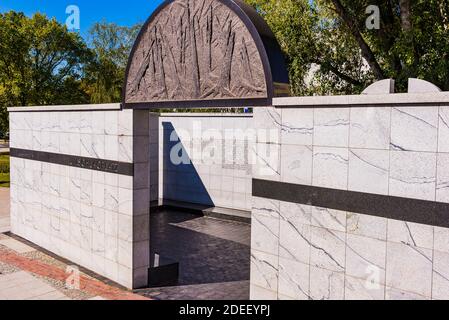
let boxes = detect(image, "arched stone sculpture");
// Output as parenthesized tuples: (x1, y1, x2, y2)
(362, 79, 395, 95)
(123, 0, 289, 108)
(408, 78, 442, 93)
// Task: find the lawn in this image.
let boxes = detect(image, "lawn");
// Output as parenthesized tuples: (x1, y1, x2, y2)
(0, 155, 10, 188)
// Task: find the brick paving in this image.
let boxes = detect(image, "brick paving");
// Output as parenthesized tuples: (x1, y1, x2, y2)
(138, 209, 251, 300)
(0, 236, 148, 300)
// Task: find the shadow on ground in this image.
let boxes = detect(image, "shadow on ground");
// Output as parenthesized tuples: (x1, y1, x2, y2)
(138, 209, 251, 300)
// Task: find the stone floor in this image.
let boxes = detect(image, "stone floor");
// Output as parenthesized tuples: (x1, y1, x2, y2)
(138, 209, 251, 300)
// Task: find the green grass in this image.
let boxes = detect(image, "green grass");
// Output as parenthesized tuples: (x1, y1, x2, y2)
(0, 155, 10, 188)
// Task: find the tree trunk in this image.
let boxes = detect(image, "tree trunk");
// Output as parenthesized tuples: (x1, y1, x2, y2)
(400, 0, 412, 32)
(331, 0, 385, 80)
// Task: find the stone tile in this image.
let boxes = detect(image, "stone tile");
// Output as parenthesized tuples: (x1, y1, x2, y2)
(253, 197, 280, 220)
(434, 226, 449, 254)
(133, 214, 150, 242)
(254, 107, 281, 144)
(310, 227, 346, 272)
(250, 250, 278, 293)
(346, 234, 386, 284)
(279, 217, 311, 265)
(118, 110, 133, 136)
(253, 143, 280, 181)
(390, 107, 438, 152)
(104, 112, 118, 136)
(348, 149, 389, 195)
(349, 107, 391, 150)
(387, 220, 434, 249)
(281, 108, 313, 146)
(104, 135, 118, 161)
(252, 284, 276, 300)
(345, 275, 385, 300)
(118, 136, 133, 162)
(118, 214, 132, 242)
(437, 153, 449, 203)
(279, 201, 312, 226)
(118, 239, 133, 269)
(118, 188, 133, 215)
(133, 240, 150, 269)
(105, 235, 118, 263)
(92, 134, 105, 159)
(385, 287, 429, 300)
(91, 112, 105, 135)
(251, 212, 279, 256)
(281, 145, 313, 185)
(314, 108, 350, 148)
(346, 213, 387, 241)
(278, 258, 310, 300)
(432, 250, 449, 300)
(389, 151, 437, 201)
(311, 207, 346, 232)
(309, 266, 344, 300)
(386, 242, 432, 298)
(439, 107, 449, 152)
(104, 185, 119, 212)
(313, 147, 348, 190)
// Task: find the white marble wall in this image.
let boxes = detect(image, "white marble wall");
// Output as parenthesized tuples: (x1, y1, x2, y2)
(159, 114, 253, 211)
(251, 105, 449, 300)
(9, 107, 151, 289)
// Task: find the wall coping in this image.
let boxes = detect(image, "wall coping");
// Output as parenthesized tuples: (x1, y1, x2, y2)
(273, 92, 449, 107)
(7, 103, 121, 112)
(8, 91, 449, 112)
(159, 113, 253, 118)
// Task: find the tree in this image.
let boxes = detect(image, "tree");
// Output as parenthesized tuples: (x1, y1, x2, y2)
(247, 0, 449, 95)
(0, 11, 92, 133)
(83, 22, 141, 104)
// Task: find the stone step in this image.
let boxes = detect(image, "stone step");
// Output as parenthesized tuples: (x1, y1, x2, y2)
(152, 199, 251, 224)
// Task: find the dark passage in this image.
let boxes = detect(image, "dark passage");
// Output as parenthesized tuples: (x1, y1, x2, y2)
(137, 209, 251, 300)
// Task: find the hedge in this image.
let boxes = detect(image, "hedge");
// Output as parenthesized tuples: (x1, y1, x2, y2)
(0, 158, 9, 174)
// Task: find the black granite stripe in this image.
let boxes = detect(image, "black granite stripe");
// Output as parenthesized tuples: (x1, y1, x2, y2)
(10, 148, 134, 176)
(253, 179, 449, 228)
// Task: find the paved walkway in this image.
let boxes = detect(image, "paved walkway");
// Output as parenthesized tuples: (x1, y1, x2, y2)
(0, 141, 9, 154)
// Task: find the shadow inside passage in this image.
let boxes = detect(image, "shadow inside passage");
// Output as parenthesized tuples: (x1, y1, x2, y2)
(161, 122, 214, 207)
(151, 123, 250, 288)
(150, 209, 250, 286)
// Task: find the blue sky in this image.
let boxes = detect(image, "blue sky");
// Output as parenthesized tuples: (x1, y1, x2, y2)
(0, 0, 164, 38)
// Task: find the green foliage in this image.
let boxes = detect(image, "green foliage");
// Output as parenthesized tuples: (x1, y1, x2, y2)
(0, 11, 92, 105)
(247, 0, 449, 94)
(0, 155, 9, 188)
(0, 11, 92, 133)
(83, 22, 141, 104)
(0, 155, 9, 173)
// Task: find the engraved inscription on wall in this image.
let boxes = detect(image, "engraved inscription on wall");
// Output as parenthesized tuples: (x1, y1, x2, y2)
(125, 0, 268, 103)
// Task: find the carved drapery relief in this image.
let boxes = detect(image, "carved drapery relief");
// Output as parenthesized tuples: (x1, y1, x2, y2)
(124, 0, 268, 104)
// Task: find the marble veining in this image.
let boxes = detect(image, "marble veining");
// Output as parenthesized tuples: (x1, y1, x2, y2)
(390, 107, 438, 152)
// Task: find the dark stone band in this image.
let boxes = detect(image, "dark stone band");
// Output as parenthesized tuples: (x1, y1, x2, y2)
(10, 148, 134, 176)
(253, 178, 449, 228)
